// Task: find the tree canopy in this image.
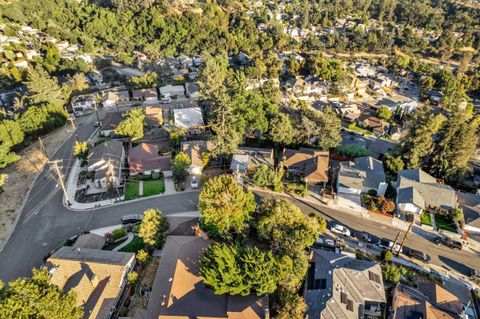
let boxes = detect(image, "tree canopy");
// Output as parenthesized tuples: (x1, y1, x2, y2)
(138, 208, 169, 248)
(114, 108, 145, 140)
(199, 174, 256, 241)
(0, 268, 83, 319)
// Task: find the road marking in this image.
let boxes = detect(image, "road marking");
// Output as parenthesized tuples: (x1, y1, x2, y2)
(22, 188, 60, 225)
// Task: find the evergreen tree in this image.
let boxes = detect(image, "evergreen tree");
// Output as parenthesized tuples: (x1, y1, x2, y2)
(254, 199, 322, 255)
(138, 209, 169, 248)
(0, 119, 24, 147)
(199, 175, 256, 241)
(114, 108, 145, 141)
(26, 65, 66, 106)
(431, 111, 480, 180)
(401, 107, 444, 169)
(269, 113, 294, 145)
(0, 144, 20, 169)
(200, 243, 247, 296)
(0, 268, 83, 319)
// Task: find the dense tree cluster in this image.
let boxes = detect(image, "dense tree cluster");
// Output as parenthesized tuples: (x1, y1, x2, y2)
(0, 268, 83, 319)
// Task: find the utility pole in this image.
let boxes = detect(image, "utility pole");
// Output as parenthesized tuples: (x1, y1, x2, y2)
(68, 118, 79, 142)
(396, 219, 415, 256)
(390, 231, 402, 253)
(38, 137, 48, 158)
(49, 160, 71, 206)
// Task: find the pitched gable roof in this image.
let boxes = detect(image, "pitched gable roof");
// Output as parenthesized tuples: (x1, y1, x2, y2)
(284, 148, 329, 183)
(129, 143, 171, 174)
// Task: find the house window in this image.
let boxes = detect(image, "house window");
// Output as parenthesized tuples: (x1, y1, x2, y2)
(368, 271, 381, 284)
(313, 279, 327, 289)
(347, 299, 354, 311)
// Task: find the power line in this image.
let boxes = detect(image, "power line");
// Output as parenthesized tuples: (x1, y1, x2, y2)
(48, 160, 71, 206)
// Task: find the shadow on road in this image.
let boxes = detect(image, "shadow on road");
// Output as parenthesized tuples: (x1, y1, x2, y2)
(438, 255, 472, 276)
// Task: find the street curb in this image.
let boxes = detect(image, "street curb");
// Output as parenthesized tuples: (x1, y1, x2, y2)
(0, 128, 74, 253)
(64, 189, 200, 212)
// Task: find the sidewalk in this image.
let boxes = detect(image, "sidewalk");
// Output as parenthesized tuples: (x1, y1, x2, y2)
(64, 159, 199, 211)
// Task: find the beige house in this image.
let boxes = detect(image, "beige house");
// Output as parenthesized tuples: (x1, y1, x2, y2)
(47, 246, 135, 319)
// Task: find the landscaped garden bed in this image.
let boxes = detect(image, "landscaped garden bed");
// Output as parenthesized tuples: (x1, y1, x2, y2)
(434, 215, 457, 233)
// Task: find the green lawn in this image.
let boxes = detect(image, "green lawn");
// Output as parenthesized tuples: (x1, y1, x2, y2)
(434, 215, 457, 233)
(103, 238, 128, 251)
(420, 212, 432, 226)
(124, 179, 165, 201)
(143, 179, 166, 196)
(349, 124, 374, 137)
(119, 235, 145, 253)
(124, 183, 140, 200)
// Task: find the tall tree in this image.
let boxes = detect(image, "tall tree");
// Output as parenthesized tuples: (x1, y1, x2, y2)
(199, 174, 256, 241)
(254, 199, 322, 255)
(0, 119, 24, 147)
(114, 108, 145, 142)
(0, 268, 83, 319)
(0, 144, 20, 169)
(269, 113, 294, 145)
(26, 65, 66, 106)
(171, 151, 191, 182)
(138, 209, 169, 248)
(431, 111, 480, 180)
(401, 107, 445, 169)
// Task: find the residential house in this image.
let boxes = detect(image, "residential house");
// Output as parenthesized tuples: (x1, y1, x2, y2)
(173, 107, 204, 134)
(87, 70, 103, 85)
(132, 88, 158, 102)
(230, 147, 274, 174)
(145, 106, 164, 128)
(283, 148, 330, 184)
(337, 157, 387, 196)
(305, 250, 386, 319)
(102, 90, 130, 108)
(159, 84, 185, 98)
(71, 93, 97, 116)
(185, 82, 200, 99)
(389, 125, 407, 141)
(87, 140, 124, 189)
(395, 169, 458, 215)
(337, 104, 361, 122)
(129, 143, 172, 177)
(351, 78, 369, 95)
(134, 236, 269, 319)
(391, 283, 463, 319)
(181, 140, 212, 175)
(46, 246, 135, 319)
(99, 112, 123, 137)
(361, 116, 389, 136)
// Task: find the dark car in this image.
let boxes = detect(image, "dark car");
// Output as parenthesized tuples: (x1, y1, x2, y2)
(433, 236, 463, 250)
(121, 214, 143, 225)
(353, 231, 373, 243)
(402, 247, 431, 263)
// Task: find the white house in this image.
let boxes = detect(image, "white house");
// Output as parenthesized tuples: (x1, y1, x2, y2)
(174, 107, 204, 133)
(159, 84, 185, 98)
(395, 169, 458, 215)
(337, 157, 388, 196)
(87, 140, 124, 189)
(71, 93, 98, 115)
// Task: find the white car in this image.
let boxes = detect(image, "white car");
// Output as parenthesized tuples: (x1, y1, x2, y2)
(191, 177, 199, 189)
(330, 224, 351, 237)
(378, 238, 401, 252)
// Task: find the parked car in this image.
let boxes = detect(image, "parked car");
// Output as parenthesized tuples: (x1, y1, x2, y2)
(191, 176, 199, 189)
(378, 238, 400, 252)
(330, 224, 351, 236)
(402, 247, 431, 263)
(433, 236, 463, 250)
(121, 214, 143, 224)
(94, 121, 103, 127)
(353, 231, 373, 243)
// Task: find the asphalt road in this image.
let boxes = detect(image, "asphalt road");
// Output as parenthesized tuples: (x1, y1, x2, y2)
(0, 115, 198, 282)
(0, 113, 478, 282)
(257, 191, 480, 276)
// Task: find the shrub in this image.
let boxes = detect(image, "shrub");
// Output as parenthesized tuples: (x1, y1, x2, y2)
(151, 171, 160, 180)
(112, 228, 127, 239)
(381, 250, 393, 262)
(136, 249, 149, 266)
(367, 189, 377, 196)
(127, 271, 139, 285)
(284, 183, 307, 197)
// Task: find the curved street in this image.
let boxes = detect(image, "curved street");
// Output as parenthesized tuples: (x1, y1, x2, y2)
(0, 115, 478, 282)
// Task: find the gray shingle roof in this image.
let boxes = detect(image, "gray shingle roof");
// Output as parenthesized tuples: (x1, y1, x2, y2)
(396, 169, 457, 211)
(338, 157, 386, 191)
